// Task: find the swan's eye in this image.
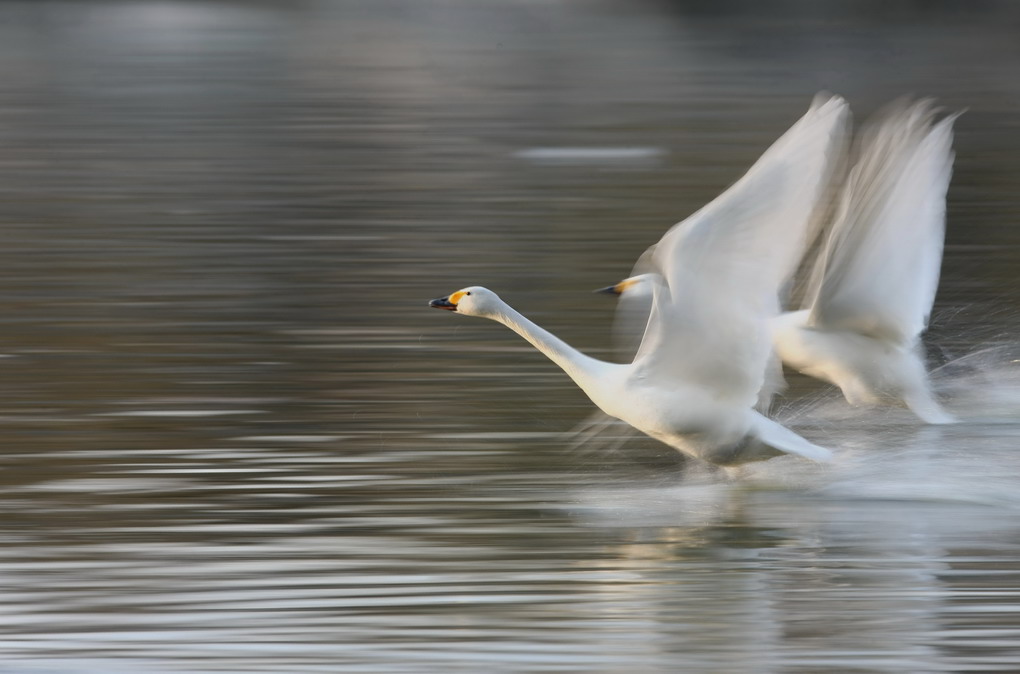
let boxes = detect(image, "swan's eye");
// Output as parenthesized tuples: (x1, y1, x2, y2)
(466, 292, 472, 296)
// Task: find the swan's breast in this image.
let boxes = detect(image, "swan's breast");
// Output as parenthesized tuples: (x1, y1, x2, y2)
(615, 382, 745, 440)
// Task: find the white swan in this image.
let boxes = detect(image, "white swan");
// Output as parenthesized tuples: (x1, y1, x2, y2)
(605, 99, 958, 424)
(429, 95, 848, 466)
(772, 99, 958, 423)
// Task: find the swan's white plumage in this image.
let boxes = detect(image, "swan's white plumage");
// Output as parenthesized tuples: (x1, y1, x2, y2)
(607, 99, 958, 424)
(773, 99, 958, 423)
(431, 95, 850, 466)
(804, 101, 955, 344)
(631, 95, 849, 409)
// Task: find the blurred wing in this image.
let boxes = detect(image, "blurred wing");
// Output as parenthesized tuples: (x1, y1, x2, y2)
(805, 100, 956, 344)
(630, 95, 849, 405)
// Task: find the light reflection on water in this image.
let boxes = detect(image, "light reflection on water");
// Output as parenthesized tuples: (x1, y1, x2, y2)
(0, 1, 1020, 672)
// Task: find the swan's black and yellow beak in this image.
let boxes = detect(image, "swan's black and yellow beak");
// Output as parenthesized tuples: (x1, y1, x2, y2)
(429, 296, 458, 311)
(594, 284, 622, 296)
(430, 289, 468, 311)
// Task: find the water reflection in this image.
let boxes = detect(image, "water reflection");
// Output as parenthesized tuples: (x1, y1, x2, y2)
(0, 0, 1019, 672)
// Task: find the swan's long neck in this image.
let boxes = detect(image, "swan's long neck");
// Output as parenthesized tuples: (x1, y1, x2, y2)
(490, 302, 608, 396)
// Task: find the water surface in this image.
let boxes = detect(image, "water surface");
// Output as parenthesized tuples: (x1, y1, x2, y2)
(1, 1, 1020, 672)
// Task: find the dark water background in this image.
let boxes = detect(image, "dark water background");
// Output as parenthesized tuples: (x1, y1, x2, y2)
(1, 1, 1020, 672)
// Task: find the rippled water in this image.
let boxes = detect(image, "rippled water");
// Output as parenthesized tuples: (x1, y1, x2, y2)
(1, 1, 1020, 672)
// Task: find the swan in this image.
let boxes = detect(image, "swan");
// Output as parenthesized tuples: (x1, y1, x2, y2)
(772, 99, 958, 423)
(428, 95, 848, 466)
(604, 99, 958, 424)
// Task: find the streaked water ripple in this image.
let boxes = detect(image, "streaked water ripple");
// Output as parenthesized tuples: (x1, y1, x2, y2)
(1, 1, 1020, 672)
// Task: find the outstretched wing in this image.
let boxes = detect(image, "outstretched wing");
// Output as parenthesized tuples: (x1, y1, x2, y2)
(804, 99, 957, 345)
(629, 95, 849, 407)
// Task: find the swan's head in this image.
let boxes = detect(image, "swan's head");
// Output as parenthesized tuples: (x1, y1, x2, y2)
(594, 273, 657, 298)
(428, 286, 502, 317)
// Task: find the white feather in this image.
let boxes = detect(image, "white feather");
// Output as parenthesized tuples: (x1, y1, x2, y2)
(631, 95, 849, 408)
(774, 99, 958, 423)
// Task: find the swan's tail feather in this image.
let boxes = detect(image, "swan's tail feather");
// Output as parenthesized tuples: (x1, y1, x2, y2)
(751, 412, 834, 462)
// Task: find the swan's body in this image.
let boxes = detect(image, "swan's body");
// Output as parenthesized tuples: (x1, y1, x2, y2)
(431, 287, 830, 465)
(773, 100, 957, 423)
(772, 310, 950, 421)
(430, 95, 849, 466)
(605, 99, 958, 424)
